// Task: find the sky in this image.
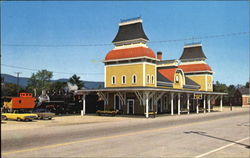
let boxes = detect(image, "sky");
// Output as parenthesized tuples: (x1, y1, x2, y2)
(1, 1, 249, 86)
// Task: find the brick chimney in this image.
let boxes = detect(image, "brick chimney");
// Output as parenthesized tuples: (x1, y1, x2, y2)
(157, 51, 163, 60)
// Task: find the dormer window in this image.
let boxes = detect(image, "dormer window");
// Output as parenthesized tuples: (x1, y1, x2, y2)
(122, 75, 126, 84)
(112, 76, 116, 84)
(175, 75, 179, 83)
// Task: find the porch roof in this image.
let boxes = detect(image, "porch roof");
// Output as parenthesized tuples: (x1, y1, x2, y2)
(76, 87, 227, 96)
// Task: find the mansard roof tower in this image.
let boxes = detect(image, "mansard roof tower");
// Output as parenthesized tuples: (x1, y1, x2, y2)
(104, 17, 157, 88)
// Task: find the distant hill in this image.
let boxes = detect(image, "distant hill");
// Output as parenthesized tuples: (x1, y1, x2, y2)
(1, 74, 104, 89)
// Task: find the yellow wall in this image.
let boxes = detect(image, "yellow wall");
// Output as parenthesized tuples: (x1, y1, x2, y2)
(105, 63, 156, 87)
(207, 75, 213, 91)
(145, 64, 156, 87)
(186, 75, 213, 91)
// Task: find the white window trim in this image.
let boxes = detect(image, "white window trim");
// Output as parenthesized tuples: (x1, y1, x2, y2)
(121, 75, 126, 84)
(112, 75, 116, 84)
(132, 74, 137, 84)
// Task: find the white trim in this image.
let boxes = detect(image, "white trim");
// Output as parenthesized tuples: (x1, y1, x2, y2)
(113, 43, 147, 50)
(185, 72, 214, 76)
(121, 75, 126, 84)
(113, 38, 148, 45)
(111, 75, 116, 85)
(205, 74, 208, 91)
(152, 75, 155, 84)
(184, 70, 214, 74)
(143, 63, 146, 86)
(242, 95, 250, 97)
(179, 61, 206, 65)
(105, 62, 156, 67)
(103, 56, 159, 63)
(127, 99, 135, 114)
(184, 43, 202, 48)
(104, 66, 106, 88)
(119, 19, 143, 26)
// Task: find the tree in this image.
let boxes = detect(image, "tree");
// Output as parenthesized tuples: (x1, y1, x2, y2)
(1, 83, 24, 97)
(27, 69, 53, 95)
(213, 81, 227, 93)
(227, 84, 236, 97)
(245, 81, 249, 88)
(68, 74, 84, 89)
(49, 81, 67, 92)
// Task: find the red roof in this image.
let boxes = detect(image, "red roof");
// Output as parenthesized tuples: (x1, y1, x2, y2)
(105, 46, 156, 60)
(158, 68, 177, 82)
(178, 63, 212, 72)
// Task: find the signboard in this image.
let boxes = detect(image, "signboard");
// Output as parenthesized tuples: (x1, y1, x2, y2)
(194, 94, 202, 99)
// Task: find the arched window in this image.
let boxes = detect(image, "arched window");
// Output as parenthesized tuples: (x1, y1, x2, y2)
(147, 75, 150, 84)
(122, 75, 126, 84)
(132, 74, 137, 84)
(112, 76, 116, 84)
(152, 75, 154, 84)
(175, 75, 179, 83)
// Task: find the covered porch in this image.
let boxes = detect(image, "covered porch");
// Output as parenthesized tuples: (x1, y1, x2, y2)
(76, 88, 227, 118)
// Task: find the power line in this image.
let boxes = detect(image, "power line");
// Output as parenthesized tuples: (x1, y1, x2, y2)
(2, 32, 249, 47)
(1, 64, 104, 75)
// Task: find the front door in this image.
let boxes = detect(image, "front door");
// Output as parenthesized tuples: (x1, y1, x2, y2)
(127, 99, 134, 114)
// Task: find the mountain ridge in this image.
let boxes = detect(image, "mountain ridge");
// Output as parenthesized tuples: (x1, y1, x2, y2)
(1, 74, 104, 89)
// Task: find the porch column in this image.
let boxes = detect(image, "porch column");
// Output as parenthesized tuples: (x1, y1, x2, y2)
(81, 94, 86, 116)
(196, 99, 199, 114)
(160, 97, 163, 113)
(208, 95, 211, 112)
(187, 94, 190, 114)
(178, 93, 180, 115)
(171, 93, 174, 115)
(203, 95, 206, 113)
(220, 95, 223, 112)
(145, 92, 149, 118)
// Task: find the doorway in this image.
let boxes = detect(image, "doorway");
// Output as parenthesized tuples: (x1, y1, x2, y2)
(127, 99, 134, 114)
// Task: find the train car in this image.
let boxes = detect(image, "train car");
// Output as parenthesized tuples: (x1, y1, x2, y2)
(3, 93, 36, 112)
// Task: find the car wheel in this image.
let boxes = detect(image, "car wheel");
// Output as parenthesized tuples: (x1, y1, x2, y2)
(17, 118, 21, 121)
(2, 116, 7, 120)
(24, 118, 30, 122)
(48, 117, 52, 120)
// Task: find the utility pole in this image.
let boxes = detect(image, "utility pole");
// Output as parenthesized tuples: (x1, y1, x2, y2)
(14, 72, 22, 96)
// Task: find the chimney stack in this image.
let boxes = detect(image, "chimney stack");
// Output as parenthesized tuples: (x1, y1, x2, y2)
(157, 51, 163, 60)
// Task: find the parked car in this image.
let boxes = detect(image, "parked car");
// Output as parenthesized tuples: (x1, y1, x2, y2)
(32, 109, 55, 120)
(2, 111, 38, 121)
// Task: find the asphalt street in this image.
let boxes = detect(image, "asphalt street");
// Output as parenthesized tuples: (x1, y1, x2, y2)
(2, 109, 250, 158)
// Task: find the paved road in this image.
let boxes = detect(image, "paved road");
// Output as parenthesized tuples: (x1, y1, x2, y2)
(2, 109, 250, 157)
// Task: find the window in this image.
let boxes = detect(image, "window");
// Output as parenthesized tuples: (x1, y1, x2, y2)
(247, 97, 250, 104)
(132, 74, 137, 84)
(152, 75, 154, 84)
(147, 75, 150, 84)
(175, 75, 179, 83)
(112, 76, 116, 84)
(122, 75, 126, 84)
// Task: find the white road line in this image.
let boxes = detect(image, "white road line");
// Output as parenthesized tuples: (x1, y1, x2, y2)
(195, 137, 250, 158)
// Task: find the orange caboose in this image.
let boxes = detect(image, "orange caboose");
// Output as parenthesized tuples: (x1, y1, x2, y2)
(3, 93, 36, 109)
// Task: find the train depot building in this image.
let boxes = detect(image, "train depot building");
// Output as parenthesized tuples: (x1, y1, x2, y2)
(76, 17, 227, 118)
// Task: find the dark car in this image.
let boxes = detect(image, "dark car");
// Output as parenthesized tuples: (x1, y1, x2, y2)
(32, 109, 55, 120)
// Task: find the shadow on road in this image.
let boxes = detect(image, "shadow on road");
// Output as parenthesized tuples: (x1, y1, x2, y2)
(184, 131, 250, 149)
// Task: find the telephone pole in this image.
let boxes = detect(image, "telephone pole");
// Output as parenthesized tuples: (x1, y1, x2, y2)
(14, 72, 22, 96)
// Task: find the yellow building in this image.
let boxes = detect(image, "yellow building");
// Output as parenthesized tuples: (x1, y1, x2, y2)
(77, 17, 226, 118)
